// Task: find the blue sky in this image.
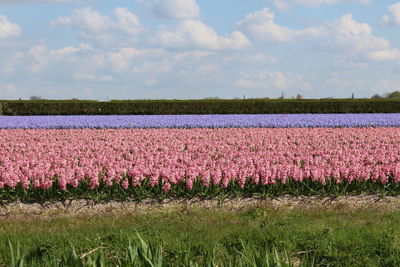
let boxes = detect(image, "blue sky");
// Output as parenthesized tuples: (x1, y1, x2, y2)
(1, 0, 400, 100)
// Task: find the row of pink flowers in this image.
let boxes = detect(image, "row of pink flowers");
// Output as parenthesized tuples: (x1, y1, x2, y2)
(1, 128, 400, 192)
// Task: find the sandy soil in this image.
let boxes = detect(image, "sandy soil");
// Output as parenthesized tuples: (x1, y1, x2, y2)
(1, 194, 400, 218)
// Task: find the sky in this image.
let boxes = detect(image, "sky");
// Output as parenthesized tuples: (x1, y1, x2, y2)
(1, 0, 400, 100)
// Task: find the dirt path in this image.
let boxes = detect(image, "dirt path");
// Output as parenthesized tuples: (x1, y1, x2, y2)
(1, 194, 400, 218)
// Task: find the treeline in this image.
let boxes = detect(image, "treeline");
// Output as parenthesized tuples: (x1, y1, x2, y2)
(371, 90, 400, 99)
(1, 99, 400, 115)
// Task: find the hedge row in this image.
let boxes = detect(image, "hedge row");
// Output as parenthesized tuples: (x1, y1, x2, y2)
(0, 99, 400, 115)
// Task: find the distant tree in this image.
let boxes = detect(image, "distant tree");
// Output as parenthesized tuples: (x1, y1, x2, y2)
(30, 96, 42, 100)
(371, 94, 382, 99)
(387, 90, 400, 98)
(296, 94, 303, 100)
(351, 93, 354, 99)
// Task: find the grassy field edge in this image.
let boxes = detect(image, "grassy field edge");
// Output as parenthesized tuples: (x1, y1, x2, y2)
(1, 204, 400, 266)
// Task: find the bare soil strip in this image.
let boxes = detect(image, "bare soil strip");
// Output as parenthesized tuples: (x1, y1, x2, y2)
(1, 194, 400, 218)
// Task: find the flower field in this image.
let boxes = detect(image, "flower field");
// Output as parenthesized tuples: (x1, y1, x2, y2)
(1, 113, 400, 129)
(1, 126, 400, 201)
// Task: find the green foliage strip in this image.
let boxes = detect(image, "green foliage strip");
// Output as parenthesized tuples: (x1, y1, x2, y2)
(1, 99, 400, 115)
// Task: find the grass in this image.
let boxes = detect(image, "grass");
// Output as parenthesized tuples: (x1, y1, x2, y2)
(1, 205, 400, 266)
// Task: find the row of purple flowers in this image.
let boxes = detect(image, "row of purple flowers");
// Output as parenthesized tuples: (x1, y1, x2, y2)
(1, 114, 400, 129)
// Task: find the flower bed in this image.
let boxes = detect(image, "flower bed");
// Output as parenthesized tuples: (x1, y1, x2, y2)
(1, 113, 400, 129)
(1, 128, 400, 201)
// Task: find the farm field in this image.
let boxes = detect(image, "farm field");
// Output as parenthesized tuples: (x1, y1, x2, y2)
(1, 113, 400, 129)
(2, 114, 400, 266)
(1, 127, 400, 201)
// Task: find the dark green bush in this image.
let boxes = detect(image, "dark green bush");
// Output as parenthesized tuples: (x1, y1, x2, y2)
(1, 99, 400, 115)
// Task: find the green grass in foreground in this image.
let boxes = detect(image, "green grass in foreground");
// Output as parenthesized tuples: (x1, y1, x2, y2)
(1, 206, 400, 266)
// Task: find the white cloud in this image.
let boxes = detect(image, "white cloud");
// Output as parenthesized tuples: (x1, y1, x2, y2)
(131, 60, 172, 74)
(26, 45, 50, 72)
(192, 64, 221, 77)
(237, 7, 397, 62)
(113, 7, 142, 35)
(153, 20, 251, 50)
(0, 15, 21, 38)
(28, 46, 88, 71)
(50, 46, 83, 56)
(174, 50, 215, 60)
(245, 53, 277, 63)
(237, 8, 325, 43)
(2, 43, 173, 87)
(153, 0, 200, 20)
(328, 14, 400, 62)
(365, 49, 400, 62)
(235, 10, 400, 63)
(266, 0, 370, 10)
(51, 7, 110, 31)
(382, 2, 400, 27)
(73, 73, 114, 82)
(106, 48, 166, 72)
(235, 71, 312, 91)
(51, 7, 142, 44)
(1, 44, 94, 79)
(223, 53, 277, 64)
(107, 48, 143, 71)
(330, 14, 389, 51)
